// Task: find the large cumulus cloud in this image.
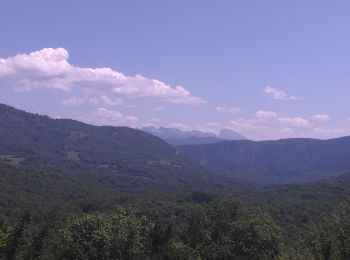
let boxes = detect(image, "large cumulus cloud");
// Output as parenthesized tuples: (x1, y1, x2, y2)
(0, 48, 204, 105)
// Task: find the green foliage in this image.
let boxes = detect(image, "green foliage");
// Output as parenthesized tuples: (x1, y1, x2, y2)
(243, 172, 350, 249)
(182, 199, 284, 260)
(55, 201, 284, 260)
(230, 213, 283, 260)
(163, 240, 200, 260)
(0, 200, 287, 260)
(0, 227, 12, 257)
(309, 200, 350, 260)
(59, 209, 153, 260)
(184, 205, 211, 247)
(336, 210, 350, 259)
(3, 212, 30, 260)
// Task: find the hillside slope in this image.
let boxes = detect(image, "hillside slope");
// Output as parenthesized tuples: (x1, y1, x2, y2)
(179, 138, 350, 184)
(0, 103, 257, 223)
(0, 104, 248, 192)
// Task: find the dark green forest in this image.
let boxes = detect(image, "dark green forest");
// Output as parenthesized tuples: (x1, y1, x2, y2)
(1, 104, 350, 259)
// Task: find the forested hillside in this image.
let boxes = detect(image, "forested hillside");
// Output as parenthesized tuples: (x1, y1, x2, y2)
(0, 104, 254, 226)
(2, 163, 350, 259)
(0, 104, 248, 193)
(2, 104, 350, 259)
(179, 138, 350, 184)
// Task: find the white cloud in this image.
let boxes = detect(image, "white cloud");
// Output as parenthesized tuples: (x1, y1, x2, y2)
(150, 117, 160, 123)
(89, 95, 123, 107)
(227, 118, 255, 129)
(278, 117, 310, 127)
(168, 122, 191, 131)
(62, 94, 123, 107)
(225, 118, 272, 139)
(278, 127, 295, 136)
(311, 126, 347, 139)
(255, 110, 277, 119)
(264, 86, 302, 101)
(310, 114, 331, 121)
(194, 122, 222, 134)
(62, 96, 85, 106)
(216, 106, 241, 113)
(224, 118, 304, 140)
(113, 75, 204, 104)
(82, 107, 139, 126)
(0, 48, 204, 105)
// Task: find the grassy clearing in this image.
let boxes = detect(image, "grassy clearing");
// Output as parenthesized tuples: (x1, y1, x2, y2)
(66, 151, 80, 162)
(0, 154, 25, 165)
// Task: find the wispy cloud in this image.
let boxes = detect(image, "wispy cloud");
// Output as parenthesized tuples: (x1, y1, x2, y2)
(168, 122, 191, 131)
(311, 126, 347, 138)
(255, 110, 277, 119)
(150, 117, 160, 123)
(0, 48, 205, 105)
(264, 86, 302, 101)
(62, 95, 123, 107)
(278, 117, 310, 127)
(61, 96, 85, 106)
(216, 106, 241, 113)
(224, 118, 295, 140)
(310, 114, 331, 121)
(82, 107, 139, 126)
(194, 122, 222, 134)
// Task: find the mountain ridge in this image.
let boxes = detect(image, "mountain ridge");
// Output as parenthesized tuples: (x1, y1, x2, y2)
(0, 103, 251, 192)
(142, 126, 245, 146)
(179, 137, 350, 184)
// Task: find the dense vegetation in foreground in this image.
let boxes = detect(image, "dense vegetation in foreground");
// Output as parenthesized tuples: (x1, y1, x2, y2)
(0, 197, 285, 260)
(1, 162, 350, 259)
(2, 104, 350, 259)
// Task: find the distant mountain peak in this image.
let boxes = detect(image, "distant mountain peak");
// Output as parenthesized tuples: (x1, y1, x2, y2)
(141, 126, 245, 146)
(219, 128, 246, 140)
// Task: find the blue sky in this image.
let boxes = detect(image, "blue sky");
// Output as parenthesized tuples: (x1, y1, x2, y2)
(1, 0, 350, 140)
